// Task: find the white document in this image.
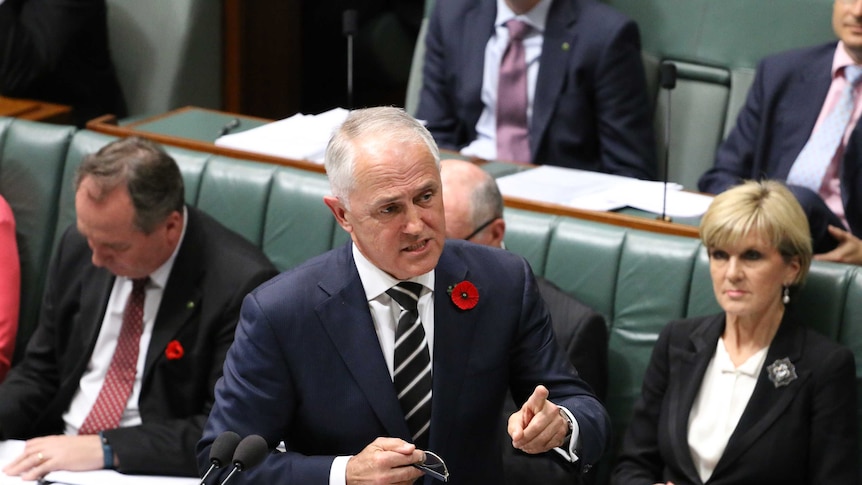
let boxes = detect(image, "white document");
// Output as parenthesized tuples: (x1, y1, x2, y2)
(0, 441, 197, 485)
(215, 107, 349, 163)
(496, 165, 712, 217)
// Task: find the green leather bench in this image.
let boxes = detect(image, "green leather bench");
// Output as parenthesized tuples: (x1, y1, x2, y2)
(2, 117, 861, 482)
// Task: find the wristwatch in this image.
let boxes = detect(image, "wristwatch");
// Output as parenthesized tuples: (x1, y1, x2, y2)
(98, 432, 114, 469)
(559, 408, 574, 444)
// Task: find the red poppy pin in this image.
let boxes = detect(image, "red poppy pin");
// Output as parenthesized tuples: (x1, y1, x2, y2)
(448, 281, 479, 310)
(165, 340, 184, 360)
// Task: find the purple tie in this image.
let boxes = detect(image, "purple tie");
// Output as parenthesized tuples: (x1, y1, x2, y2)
(497, 19, 531, 164)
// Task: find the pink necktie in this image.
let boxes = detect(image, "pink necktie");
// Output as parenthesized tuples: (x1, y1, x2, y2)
(497, 19, 532, 164)
(79, 278, 148, 435)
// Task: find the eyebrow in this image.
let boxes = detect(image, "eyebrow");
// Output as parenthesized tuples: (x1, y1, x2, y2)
(371, 181, 437, 207)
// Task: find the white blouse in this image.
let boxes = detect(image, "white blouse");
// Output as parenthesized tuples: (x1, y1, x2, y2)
(687, 338, 769, 482)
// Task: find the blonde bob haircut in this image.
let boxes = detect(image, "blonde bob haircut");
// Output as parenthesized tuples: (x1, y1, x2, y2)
(699, 180, 812, 284)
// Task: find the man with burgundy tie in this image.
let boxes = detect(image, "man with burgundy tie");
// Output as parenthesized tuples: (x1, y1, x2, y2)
(699, 0, 862, 265)
(0, 137, 277, 479)
(198, 107, 609, 484)
(416, 0, 656, 180)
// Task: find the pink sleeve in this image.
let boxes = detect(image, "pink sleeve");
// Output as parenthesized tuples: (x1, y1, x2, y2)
(0, 196, 20, 382)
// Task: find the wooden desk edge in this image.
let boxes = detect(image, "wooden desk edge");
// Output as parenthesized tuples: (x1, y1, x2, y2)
(87, 109, 699, 239)
(87, 112, 326, 174)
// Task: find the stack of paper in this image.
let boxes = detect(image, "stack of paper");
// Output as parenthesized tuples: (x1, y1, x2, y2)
(215, 108, 349, 163)
(496, 165, 713, 217)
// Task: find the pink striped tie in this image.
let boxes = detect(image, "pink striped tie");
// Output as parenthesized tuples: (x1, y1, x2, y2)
(497, 19, 532, 163)
(79, 277, 147, 435)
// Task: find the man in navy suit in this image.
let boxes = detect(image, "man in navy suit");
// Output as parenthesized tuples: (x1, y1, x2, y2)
(416, 0, 656, 180)
(198, 107, 610, 484)
(699, 0, 862, 265)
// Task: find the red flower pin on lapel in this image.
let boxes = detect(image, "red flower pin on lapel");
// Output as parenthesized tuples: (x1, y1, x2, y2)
(165, 340, 184, 360)
(448, 281, 479, 310)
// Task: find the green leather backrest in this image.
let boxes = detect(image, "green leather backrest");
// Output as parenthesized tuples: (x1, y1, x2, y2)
(264, 168, 339, 271)
(196, 157, 276, 247)
(0, 118, 75, 360)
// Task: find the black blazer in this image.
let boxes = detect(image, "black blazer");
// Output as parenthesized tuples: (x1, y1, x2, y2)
(612, 312, 857, 484)
(0, 207, 277, 476)
(502, 276, 608, 485)
(417, 0, 656, 179)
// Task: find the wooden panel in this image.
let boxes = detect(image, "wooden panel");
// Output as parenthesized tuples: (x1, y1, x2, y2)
(0, 96, 73, 124)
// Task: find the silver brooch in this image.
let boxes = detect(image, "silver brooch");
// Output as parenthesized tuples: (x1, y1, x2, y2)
(766, 357, 797, 388)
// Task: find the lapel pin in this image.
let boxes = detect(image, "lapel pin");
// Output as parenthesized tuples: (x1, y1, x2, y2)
(562, 42, 570, 51)
(186, 301, 195, 309)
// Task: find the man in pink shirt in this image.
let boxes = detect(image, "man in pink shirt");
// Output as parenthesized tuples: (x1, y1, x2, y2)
(699, 0, 862, 265)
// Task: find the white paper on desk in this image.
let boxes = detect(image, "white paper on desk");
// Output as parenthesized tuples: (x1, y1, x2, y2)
(0, 440, 196, 485)
(497, 166, 681, 211)
(44, 469, 198, 485)
(624, 183, 715, 218)
(215, 107, 349, 163)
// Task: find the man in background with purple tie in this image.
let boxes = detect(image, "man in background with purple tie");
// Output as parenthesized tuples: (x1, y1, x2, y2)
(699, 0, 862, 265)
(416, 0, 656, 180)
(0, 137, 276, 479)
(198, 107, 609, 485)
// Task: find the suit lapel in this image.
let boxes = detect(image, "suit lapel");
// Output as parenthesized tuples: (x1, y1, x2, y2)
(666, 315, 724, 483)
(712, 318, 807, 476)
(463, 0, 497, 127)
(531, 0, 577, 159)
(143, 208, 205, 380)
(427, 248, 475, 449)
(316, 244, 412, 440)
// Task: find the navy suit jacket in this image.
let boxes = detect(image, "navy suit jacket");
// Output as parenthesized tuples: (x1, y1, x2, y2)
(199, 240, 610, 485)
(612, 313, 857, 485)
(698, 42, 862, 240)
(0, 207, 277, 476)
(416, 0, 656, 180)
(502, 276, 608, 485)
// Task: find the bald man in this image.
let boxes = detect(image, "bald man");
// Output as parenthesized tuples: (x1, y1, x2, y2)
(440, 159, 608, 485)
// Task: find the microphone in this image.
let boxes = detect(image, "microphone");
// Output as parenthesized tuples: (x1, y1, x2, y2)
(219, 434, 269, 485)
(199, 431, 241, 485)
(657, 62, 677, 223)
(342, 9, 359, 110)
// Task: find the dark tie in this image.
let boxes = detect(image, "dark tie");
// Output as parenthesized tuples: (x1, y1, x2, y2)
(787, 65, 862, 192)
(386, 282, 432, 448)
(79, 277, 148, 435)
(497, 19, 532, 163)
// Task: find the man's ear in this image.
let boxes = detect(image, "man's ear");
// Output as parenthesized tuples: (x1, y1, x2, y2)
(488, 218, 506, 248)
(324, 195, 352, 233)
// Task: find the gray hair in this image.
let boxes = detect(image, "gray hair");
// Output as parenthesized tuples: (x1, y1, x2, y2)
(324, 107, 439, 207)
(75, 136, 184, 233)
(469, 169, 504, 227)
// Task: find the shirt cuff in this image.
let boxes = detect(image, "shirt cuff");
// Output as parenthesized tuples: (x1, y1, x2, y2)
(329, 455, 351, 485)
(552, 406, 581, 463)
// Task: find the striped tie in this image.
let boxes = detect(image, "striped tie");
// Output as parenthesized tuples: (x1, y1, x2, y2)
(386, 282, 432, 448)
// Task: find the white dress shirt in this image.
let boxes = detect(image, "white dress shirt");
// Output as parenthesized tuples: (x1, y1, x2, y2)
(687, 337, 768, 482)
(460, 0, 552, 160)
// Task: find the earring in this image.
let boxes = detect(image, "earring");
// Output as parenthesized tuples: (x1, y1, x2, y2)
(782, 285, 790, 305)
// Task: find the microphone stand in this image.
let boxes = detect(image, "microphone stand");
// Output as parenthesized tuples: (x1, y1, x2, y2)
(657, 62, 677, 223)
(342, 9, 358, 110)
